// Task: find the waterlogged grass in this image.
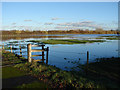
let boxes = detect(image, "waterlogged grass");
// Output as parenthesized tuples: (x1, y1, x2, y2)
(86, 57, 120, 88)
(59, 57, 120, 88)
(105, 37, 119, 40)
(9, 41, 19, 43)
(96, 36, 119, 40)
(4, 46, 11, 50)
(2, 66, 26, 79)
(27, 39, 105, 44)
(71, 57, 120, 88)
(88, 57, 120, 80)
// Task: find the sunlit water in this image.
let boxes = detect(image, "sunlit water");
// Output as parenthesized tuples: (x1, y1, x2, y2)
(1, 34, 119, 71)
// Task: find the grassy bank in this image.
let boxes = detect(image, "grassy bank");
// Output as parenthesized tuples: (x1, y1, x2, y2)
(88, 57, 120, 81)
(27, 39, 105, 44)
(14, 62, 102, 88)
(2, 50, 26, 66)
(2, 50, 101, 88)
(84, 57, 120, 88)
(2, 50, 120, 88)
(2, 50, 50, 88)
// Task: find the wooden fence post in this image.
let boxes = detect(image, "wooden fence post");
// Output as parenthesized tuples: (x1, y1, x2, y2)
(2, 44, 4, 49)
(20, 45, 22, 56)
(46, 47, 49, 64)
(27, 44, 32, 62)
(87, 51, 89, 65)
(42, 45, 44, 63)
(10, 45, 12, 53)
(86, 51, 89, 75)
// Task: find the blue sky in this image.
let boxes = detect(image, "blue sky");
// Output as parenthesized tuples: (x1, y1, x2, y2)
(2, 2, 118, 30)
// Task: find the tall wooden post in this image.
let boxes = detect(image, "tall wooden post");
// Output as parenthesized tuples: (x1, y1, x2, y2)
(87, 51, 89, 65)
(42, 45, 44, 63)
(2, 44, 4, 49)
(86, 51, 89, 75)
(20, 45, 22, 56)
(46, 47, 49, 64)
(10, 45, 12, 53)
(27, 44, 32, 62)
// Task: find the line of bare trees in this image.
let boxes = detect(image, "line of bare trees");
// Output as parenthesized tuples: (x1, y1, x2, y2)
(1, 29, 119, 35)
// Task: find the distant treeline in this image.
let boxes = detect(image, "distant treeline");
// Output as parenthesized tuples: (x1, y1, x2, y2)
(1, 29, 120, 36)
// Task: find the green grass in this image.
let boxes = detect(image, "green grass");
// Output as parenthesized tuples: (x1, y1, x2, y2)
(27, 39, 105, 44)
(4, 46, 11, 50)
(16, 81, 50, 89)
(14, 62, 102, 88)
(2, 66, 26, 79)
(98, 36, 119, 40)
(2, 50, 120, 88)
(2, 50, 50, 88)
(95, 37, 104, 39)
(9, 41, 19, 43)
(105, 37, 119, 40)
(2, 50, 26, 66)
(82, 57, 120, 88)
(88, 57, 120, 80)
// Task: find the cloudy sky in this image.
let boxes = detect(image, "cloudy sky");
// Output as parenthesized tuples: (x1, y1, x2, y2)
(2, 2, 118, 30)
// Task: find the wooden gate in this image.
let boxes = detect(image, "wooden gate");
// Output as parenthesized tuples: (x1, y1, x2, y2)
(27, 44, 49, 64)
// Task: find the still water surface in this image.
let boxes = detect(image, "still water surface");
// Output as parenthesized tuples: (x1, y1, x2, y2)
(1, 34, 118, 70)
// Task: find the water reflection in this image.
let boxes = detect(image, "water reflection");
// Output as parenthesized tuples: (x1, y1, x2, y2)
(1, 34, 118, 71)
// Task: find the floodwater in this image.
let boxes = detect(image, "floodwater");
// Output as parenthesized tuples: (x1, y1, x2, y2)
(1, 34, 119, 71)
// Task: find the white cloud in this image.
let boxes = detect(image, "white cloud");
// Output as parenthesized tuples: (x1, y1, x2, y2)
(55, 26, 82, 30)
(81, 21, 93, 23)
(44, 22, 54, 25)
(11, 23, 16, 25)
(57, 21, 103, 29)
(51, 17, 63, 20)
(24, 19, 32, 22)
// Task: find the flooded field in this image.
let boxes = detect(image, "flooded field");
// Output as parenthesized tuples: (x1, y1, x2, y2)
(1, 34, 119, 70)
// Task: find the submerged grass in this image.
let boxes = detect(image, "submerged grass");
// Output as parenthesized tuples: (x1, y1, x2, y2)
(27, 39, 105, 44)
(105, 37, 119, 40)
(96, 36, 120, 40)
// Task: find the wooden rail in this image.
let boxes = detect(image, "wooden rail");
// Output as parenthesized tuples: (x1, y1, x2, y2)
(2, 43, 49, 64)
(2, 43, 89, 69)
(27, 44, 49, 64)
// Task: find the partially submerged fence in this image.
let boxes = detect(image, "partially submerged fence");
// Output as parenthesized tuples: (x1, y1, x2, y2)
(2, 43, 49, 64)
(2, 43, 92, 74)
(27, 44, 49, 63)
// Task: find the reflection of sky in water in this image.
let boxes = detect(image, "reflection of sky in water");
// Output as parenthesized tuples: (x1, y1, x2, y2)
(1, 34, 118, 71)
(47, 40, 118, 70)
